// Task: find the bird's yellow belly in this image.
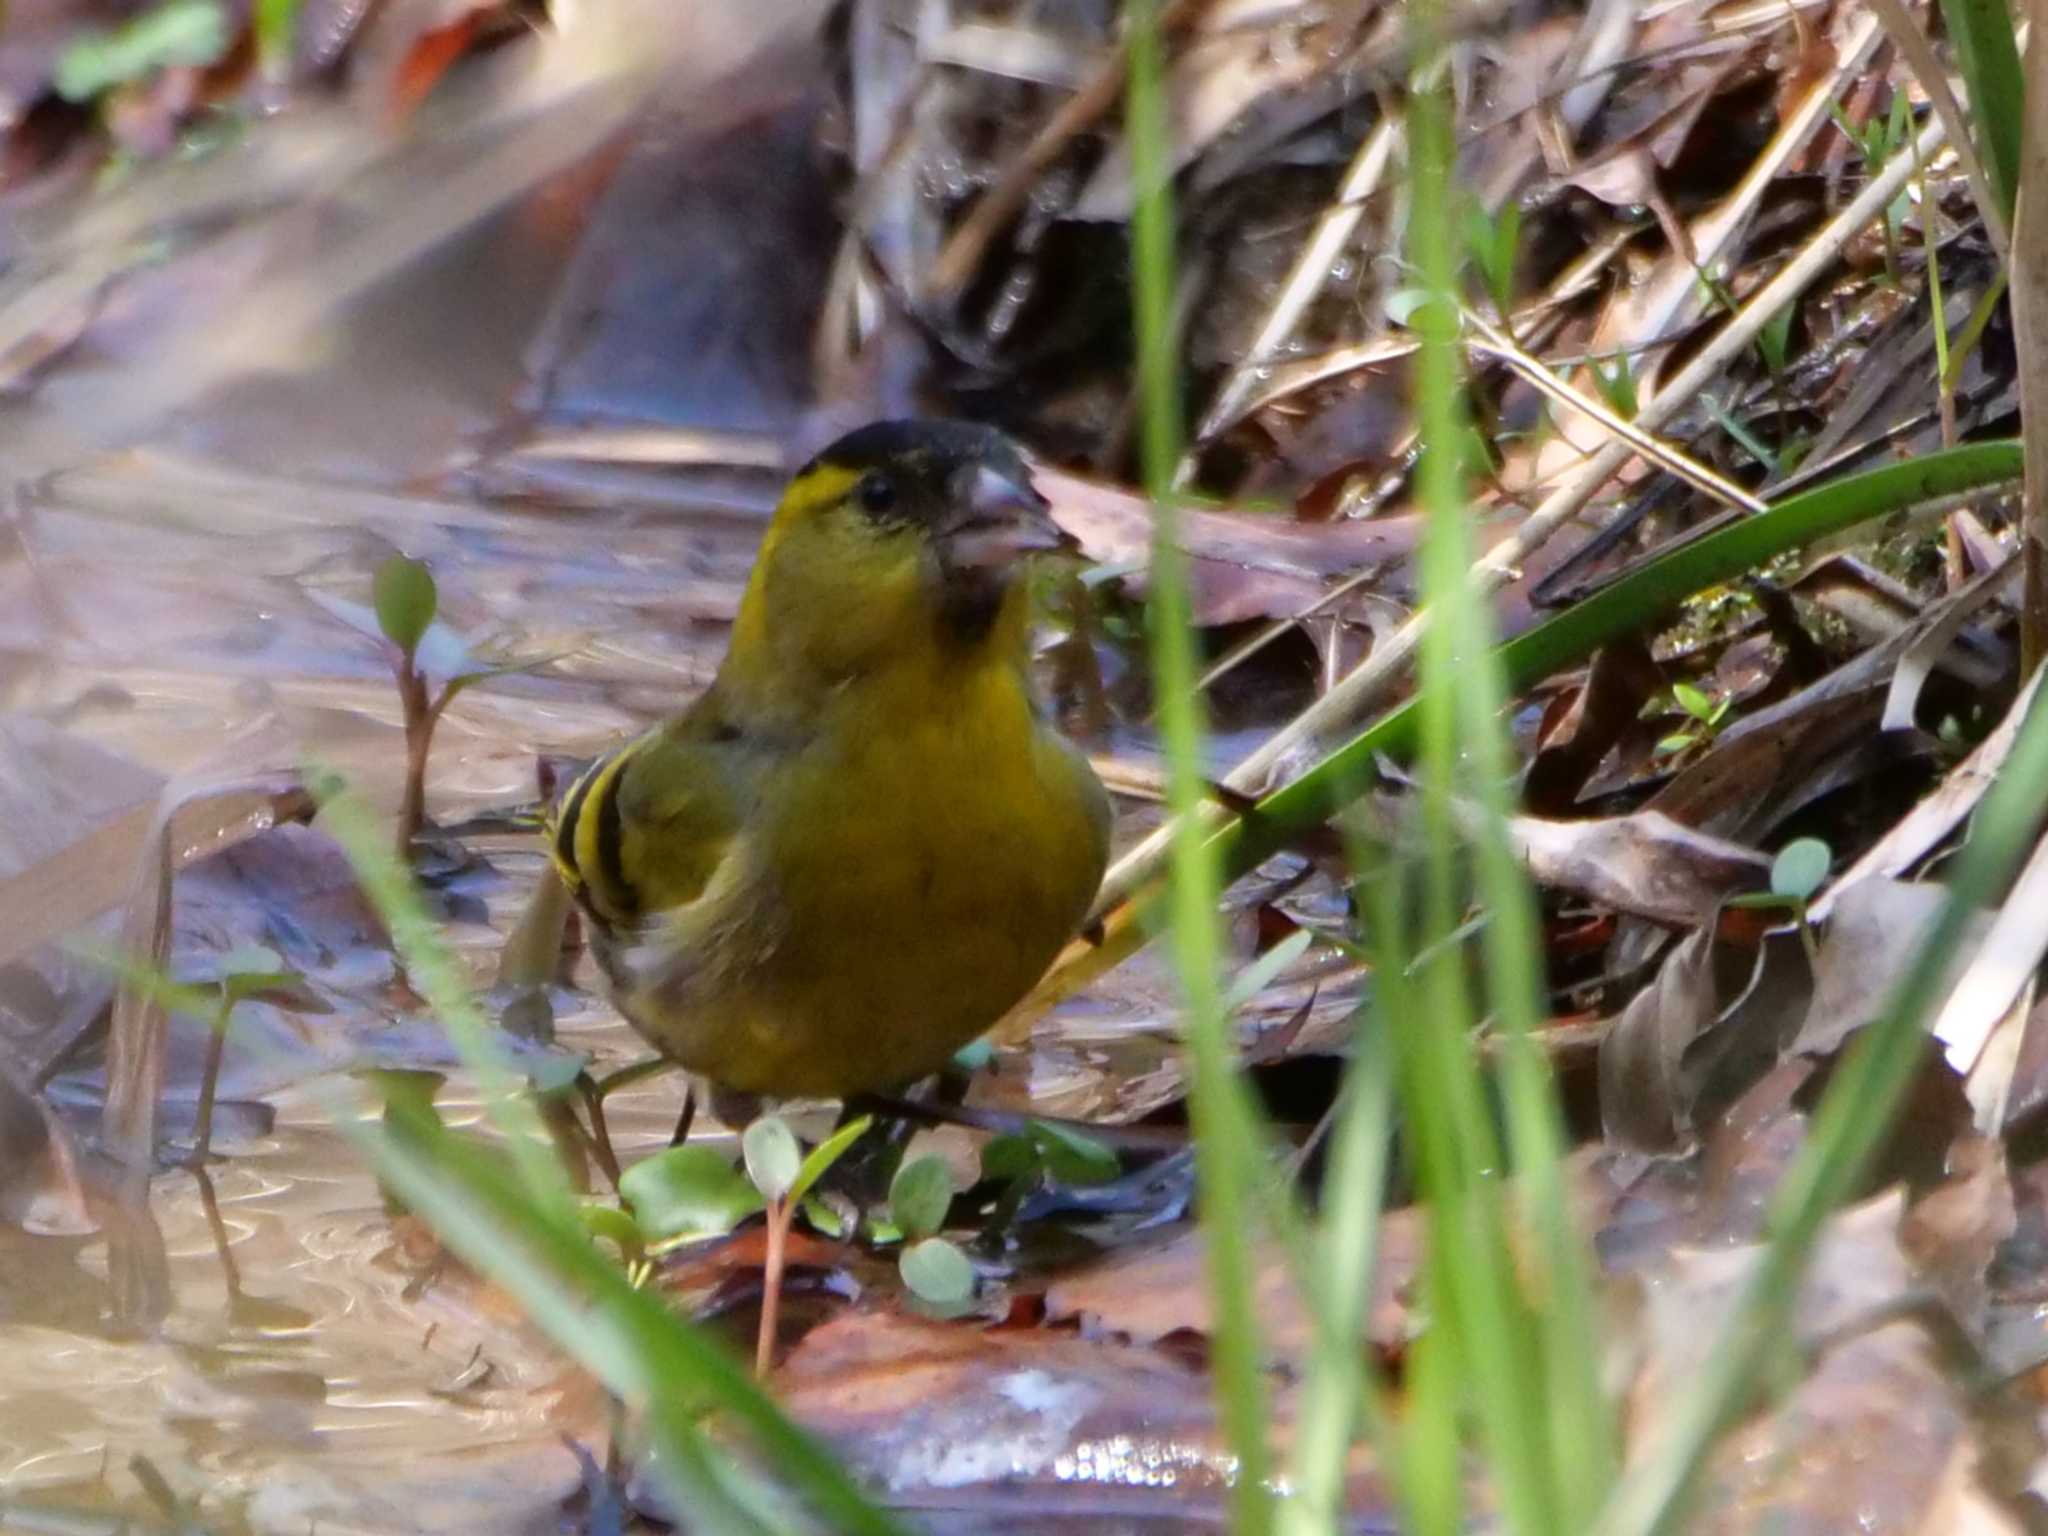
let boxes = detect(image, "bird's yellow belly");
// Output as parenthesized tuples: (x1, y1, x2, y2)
(610, 676, 1105, 1097)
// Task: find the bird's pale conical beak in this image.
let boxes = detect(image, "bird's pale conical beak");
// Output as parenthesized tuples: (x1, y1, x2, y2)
(943, 464, 1067, 569)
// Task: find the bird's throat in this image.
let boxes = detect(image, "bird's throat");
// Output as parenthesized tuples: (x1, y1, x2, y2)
(937, 566, 1008, 646)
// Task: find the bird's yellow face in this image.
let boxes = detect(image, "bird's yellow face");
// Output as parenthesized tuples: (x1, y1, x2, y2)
(728, 420, 1065, 689)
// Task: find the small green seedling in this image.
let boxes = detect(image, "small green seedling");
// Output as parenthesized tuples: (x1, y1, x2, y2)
(377, 555, 456, 863)
(1829, 94, 1914, 284)
(889, 1154, 975, 1308)
(888, 1154, 956, 1238)
(742, 1117, 802, 1201)
(615, 1112, 874, 1367)
(1768, 837, 1831, 905)
(1699, 394, 1781, 479)
(1727, 836, 1832, 963)
(899, 1238, 975, 1310)
(318, 555, 550, 863)
(65, 937, 303, 1166)
(1755, 301, 1796, 378)
(188, 943, 302, 1165)
(1654, 681, 1734, 758)
(620, 1144, 764, 1250)
(744, 1113, 874, 1373)
(982, 1118, 1121, 1187)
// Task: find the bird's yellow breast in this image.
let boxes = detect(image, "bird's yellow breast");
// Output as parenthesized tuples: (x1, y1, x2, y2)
(601, 636, 1108, 1097)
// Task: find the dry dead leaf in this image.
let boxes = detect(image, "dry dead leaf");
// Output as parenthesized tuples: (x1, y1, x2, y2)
(1073, 0, 1367, 220)
(1042, 1206, 1424, 1361)
(1641, 1185, 2032, 1533)
(1035, 465, 1424, 628)
(1932, 832, 2048, 1076)
(1645, 687, 1887, 845)
(1901, 1135, 2015, 1332)
(1524, 638, 1668, 812)
(0, 714, 166, 971)
(1793, 878, 1995, 1059)
(1600, 927, 1719, 1154)
(1703, 1317, 1989, 1534)
(1512, 810, 1770, 928)
(1816, 665, 2048, 923)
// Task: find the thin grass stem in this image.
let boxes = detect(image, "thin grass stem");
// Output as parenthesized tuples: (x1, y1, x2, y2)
(1126, 0, 1276, 1522)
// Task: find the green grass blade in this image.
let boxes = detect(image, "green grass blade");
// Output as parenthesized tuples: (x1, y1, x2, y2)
(1127, 0, 1184, 497)
(1937, 0, 2022, 220)
(1456, 577, 1617, 1524)
(320, 783, 572, 1213)
(1420, 196, 1617, 1536)
(1276, 1006, 1395, 1535)
(1404, 32, 1573, 1531)
(1395, 1290, 1469, 1535)
(1125, 0, 1275, 1524)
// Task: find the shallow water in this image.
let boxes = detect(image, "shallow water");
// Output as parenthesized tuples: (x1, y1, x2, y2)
(1, 858, 709, 1529)
(0, 442, 759, 1526)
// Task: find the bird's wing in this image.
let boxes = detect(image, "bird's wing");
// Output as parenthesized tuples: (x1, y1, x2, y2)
(550, 697, 758, 929)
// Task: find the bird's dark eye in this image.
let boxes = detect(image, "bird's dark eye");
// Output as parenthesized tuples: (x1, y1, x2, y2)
(855, 473, 898, 516)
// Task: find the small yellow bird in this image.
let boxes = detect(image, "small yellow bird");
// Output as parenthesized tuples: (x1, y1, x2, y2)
(549, 419, 1109, 1357)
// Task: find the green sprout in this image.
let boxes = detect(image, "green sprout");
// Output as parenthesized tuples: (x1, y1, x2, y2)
(1653, 681, 1734, 759)
(186, 943, 303, 1166)
(314, 554, 551, 863)
(613, 1113, 876, 1371)
(1727, 836, 1833, 964)
(888, 1154, 975, 1309)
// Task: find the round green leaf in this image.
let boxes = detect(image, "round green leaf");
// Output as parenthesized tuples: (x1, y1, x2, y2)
(1384, 287, 1431, 325)
(980, 1134, 1039, 1183)
(373, 555, 438, 659)
(619, 1144, 762, 1243)
(899, 1237, 974, 1305)
(578, 1201, 642, 1253)
(524, 1049, 591, 1098)
(1031, 1119, 1121, 1185)
(742, 1116, 802, 1202)
(889, 1155, 956, 1242)
(1770, 837, 1832, 902)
